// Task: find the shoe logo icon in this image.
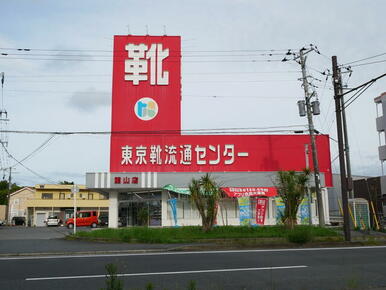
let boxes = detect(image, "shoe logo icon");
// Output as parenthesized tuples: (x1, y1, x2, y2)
(134, 97, 158, 121)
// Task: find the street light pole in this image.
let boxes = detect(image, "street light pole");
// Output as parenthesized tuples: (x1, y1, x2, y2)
(72, 185, 79, 234)
(299, 49, 325, 226)
(5, 167, 11, 225)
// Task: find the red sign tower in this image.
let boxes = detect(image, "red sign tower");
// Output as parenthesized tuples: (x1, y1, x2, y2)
(110, 35, 332, 186)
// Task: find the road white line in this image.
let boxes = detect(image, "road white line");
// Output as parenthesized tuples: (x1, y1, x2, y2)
(26, 265, 308, 281)
(2, 245, 386, 261)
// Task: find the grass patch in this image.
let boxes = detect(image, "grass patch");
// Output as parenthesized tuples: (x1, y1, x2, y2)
(286, 226, 313, 244)
(73, 225, 338, 244)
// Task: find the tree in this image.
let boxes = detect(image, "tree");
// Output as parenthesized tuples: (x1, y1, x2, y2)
(0, 180, 21, 205)
(137, 206, 149, 226)
(59, 181, 74, 185)
(275, 169, 310, 229)
(188, 173, 223, 232)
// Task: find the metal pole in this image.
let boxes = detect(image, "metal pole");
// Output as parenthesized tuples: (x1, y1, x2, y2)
(376, 103, 384, 175)
(5, 167, 11, 225)
(72, 185, 78, 234)
(300, 49, 325, 226)
(332, 55, 351, 241)
(305, 144, 312, 225)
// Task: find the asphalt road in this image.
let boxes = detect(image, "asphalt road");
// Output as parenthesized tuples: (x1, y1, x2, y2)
(0, 226, 188, 255)
(1, 246, 386, 290)
(0, 225, 89, 240)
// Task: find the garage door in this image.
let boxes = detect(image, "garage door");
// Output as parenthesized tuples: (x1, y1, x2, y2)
(36, 213, 46, 227)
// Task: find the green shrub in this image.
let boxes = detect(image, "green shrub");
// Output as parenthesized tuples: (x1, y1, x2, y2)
(287, 227, 313, 244)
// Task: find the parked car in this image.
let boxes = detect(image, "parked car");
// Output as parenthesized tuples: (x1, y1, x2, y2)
(45, 215, 62, 227)
(0, 220, 4, 226)
(66, 211, 98, 229)
(11, 216, 26, 226)
(98, 213, 108, 227)
(118, 216, 127, 227)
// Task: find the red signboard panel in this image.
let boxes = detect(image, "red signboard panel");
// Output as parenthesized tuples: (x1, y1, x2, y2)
(110, 134, 332, 186)
(111, 35, 181, 134)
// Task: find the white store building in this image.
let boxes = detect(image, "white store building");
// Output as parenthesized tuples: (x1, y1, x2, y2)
(86, 172, 330, 228)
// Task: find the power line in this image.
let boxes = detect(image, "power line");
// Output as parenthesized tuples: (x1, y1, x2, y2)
(184, 79, 296, 83)
(0, 56, 284, 63)
(340, 52, 386, 66)
(5, 79, 298, 84)
(1, 129, 307, 136)
(183, 94, 298, 99)
(4, 89, 300, 99)
(6, 70, 301, 78)
(0, 125, 308, 136)
(1, 52, 288, 58)
(341, 73, 386, 96)
(0, 141, 57, 183)
(0, 47, 297, 53)
(350, 59, 386, 68)
(13, 135, 56, 166)
(343, 81, 370, 106)
(344, 82, 375, 109)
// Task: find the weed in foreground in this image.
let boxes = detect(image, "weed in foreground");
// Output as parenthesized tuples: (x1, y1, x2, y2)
(101, 263, 123, 290)
(187, 280, 197, 290)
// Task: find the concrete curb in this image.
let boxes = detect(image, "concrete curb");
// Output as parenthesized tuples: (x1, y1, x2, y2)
(0, 249, 172, 257)
(0, 243, 196, 257)
(1, 239, 386, 258)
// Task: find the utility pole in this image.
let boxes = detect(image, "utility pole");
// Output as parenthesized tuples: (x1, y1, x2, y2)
(304, 144, 312, 225)
(299, 49, 325, 226)
(339, 71, 354, 199)
(340, 69, 356, 226)
(332, 55, 351, 241)
(0, 73, 10, 224)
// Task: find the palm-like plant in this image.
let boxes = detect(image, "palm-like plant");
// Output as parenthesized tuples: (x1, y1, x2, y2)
(276, 169, 310, 229)
(189, 174, 223, 232)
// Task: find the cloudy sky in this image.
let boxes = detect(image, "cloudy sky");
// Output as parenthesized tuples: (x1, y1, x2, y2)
(0, 0, 385, 186)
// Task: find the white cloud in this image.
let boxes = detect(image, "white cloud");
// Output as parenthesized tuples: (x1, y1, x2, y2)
(68, 88, 110, 112)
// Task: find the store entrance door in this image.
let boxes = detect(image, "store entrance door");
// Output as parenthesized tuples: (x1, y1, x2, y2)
(119, 191, 162, 227)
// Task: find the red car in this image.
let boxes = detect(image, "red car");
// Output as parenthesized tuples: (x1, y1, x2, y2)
(66, 211, 98, 229)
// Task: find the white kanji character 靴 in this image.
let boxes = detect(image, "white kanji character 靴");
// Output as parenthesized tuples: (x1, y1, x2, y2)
(125, 44, 148, 85)
(125, 43, 169, 85)
(156, 44, 169, 85)
(149, 145, 162, 165)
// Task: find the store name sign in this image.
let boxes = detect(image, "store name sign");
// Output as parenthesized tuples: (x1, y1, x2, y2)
(121, 144, 248, 166)
(114, 176, 139, 185)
